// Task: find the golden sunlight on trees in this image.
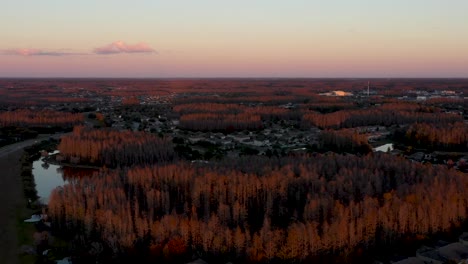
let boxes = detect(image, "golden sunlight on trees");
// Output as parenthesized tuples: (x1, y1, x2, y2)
(48, 154, 468, 262)
(57, 126, 174, 166)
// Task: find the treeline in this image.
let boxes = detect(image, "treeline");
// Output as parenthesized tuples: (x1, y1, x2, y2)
(173, 102, 286, 117)
(57, 126, 174, 167)
(179, 113, 262, 131)
(175, 101, 463, 132)
(174, 102, 304, 131)
(0, 126, 39, 147)
(425, 97, 464, 106)
(1, 79, 467, 107)
(121, 97, 140, 106)
(404, 122, 468, 151)
(0, 82, 92, 106)
(175, 102, 301, 131)
(304, 101, 356, 114)
(302, 107, 462, 129)
(175, 94, 302, 105)
(0, 109, 83, 128)
(48, 154, 468, 263)
(22, 138, 60, 205)
(174, 103, 243, 115)
(317, 129, 372, 154)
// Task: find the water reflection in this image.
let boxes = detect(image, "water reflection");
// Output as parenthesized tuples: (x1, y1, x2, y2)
(61, 166, 98, 181)
(32, 156, 98, 204)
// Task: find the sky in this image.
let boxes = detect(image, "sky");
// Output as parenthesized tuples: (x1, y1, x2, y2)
(1, 0, 467, 78)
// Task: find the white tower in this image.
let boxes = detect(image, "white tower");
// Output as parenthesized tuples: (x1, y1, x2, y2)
(367, 81, 370, 97)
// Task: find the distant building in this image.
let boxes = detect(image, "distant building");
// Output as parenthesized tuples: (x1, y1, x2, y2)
(416, 246, 446, 264)
(186, 258, 208, 264)
(408, 152, 425, 162)
(319, 90, 353, 97)
(437, 242, 468, 262)
(391, 257, 426, 264)
(441, 90, 456, 95)
(396, 233, 468, 264)
(460, 232, 468, 246)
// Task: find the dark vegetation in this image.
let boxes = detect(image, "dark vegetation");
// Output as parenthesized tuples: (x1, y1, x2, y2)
(1, 78, 467, 263)
(0, 108, 83, 151)
(0, 109, 83, 129)
(57, 126, 174, 167)
(18, 139, 67, 264)
(0, 126, 38, 147)
(316, 129, 372, 154)
(302, 104, 462, 129)
(21, 139, 60, 207)
(48, 154, 468, 263)
(403, 122, 468, 151)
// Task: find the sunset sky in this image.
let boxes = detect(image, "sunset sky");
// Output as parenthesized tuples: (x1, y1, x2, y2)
(1, 0, 467, 78)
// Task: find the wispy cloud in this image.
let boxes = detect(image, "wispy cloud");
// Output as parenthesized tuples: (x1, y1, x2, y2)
(2, 48, 85, 56)
(94, 41, 156, 54)
(2, 41, 156, 57)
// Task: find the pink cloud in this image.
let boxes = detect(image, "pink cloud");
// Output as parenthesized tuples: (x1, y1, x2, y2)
(94, 41, 156, 54)
(3, 48, 84, 56)
(4, 49, 42, 56)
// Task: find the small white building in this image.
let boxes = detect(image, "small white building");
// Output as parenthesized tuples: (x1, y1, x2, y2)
(319, 90, 353, 97)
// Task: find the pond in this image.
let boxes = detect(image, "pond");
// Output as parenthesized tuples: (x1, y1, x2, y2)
(32, 158, 65, 204)
(32, 152, 97, 204)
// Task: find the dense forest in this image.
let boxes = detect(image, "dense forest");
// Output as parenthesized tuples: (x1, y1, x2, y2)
(317, 129, 372, 154)
(48, 153, 468, 263)
(175, 103, 299, 131)
(404, 122, 468, 151)
(3, 79, 466, 264)
(0, 109, 83, 147)
(0, 109, 83, 128)
(57, 126, 174, 167)
(302, 107, 462, 129)
(173, 98, 463, 132)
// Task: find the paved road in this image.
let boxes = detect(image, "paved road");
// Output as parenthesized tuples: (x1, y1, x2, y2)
(0, 149, 24, 264)
(0, 134, 64, 158)
(0, 134, 65, 264)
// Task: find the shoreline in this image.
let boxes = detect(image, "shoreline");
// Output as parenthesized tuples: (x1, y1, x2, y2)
(43, 155, 101, 170)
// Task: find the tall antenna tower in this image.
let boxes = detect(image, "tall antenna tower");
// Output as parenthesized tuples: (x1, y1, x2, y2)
(367, 81, 370, 97)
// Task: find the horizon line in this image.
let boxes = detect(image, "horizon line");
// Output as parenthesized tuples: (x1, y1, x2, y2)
(0, 76, 468, 80)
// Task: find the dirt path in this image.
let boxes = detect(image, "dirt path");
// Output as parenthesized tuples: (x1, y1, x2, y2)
(0, 149, 24, 264)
